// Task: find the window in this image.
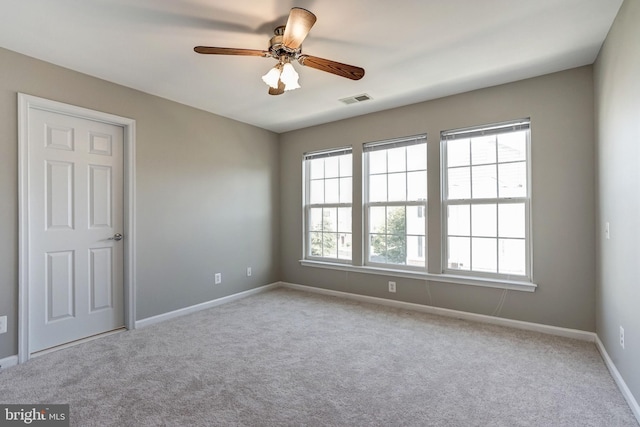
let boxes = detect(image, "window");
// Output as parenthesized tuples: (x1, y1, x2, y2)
(442, 119, 531, 279)
(300, 120, 535, 290)
(364, 135, 427, 268)
(303, 148, 353, 261)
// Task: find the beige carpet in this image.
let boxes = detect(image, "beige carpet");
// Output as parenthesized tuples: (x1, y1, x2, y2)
(0, 287, 637, 426)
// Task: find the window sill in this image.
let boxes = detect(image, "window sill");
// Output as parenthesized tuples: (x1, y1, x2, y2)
(298, 260, 537, 292)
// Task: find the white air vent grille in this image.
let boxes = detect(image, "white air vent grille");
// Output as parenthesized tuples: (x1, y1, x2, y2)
(339, 94, 372, 105)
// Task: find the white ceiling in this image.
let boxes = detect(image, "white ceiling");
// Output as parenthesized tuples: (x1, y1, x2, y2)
(0, 0, 623, 133)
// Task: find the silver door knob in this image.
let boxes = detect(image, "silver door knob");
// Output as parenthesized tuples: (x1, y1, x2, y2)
(108, 233, 123, 241)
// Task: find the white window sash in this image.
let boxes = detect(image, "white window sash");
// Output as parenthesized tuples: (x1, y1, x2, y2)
(441, 120, 532, 281)
(303, 148, 353, 262)
(363, 135, 428, 270)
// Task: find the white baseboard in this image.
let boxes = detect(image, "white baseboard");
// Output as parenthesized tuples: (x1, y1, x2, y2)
(0, 354, 18, 370)
(135, 282, 280, 328)
(279, 282, 596, 342)
(595, 336, 640, 424)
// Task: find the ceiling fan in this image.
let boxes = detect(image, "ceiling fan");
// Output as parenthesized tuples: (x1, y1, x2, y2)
(194, 7, 365, 95)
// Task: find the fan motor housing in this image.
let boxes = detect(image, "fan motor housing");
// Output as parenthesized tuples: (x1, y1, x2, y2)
(269, 26, 300, 58)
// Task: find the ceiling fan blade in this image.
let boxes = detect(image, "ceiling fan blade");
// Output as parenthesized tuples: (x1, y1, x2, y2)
(298, 55, 365, 80)
(268, 80, 285, 96)
(282, 8, 317, 50)
(194, 46, 269, 57)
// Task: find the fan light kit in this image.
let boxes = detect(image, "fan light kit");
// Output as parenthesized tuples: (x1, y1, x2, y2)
(194, 8, 365, 95)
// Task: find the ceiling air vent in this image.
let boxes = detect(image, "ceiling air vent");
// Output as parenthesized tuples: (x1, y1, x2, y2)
(339, 94, 372, 105)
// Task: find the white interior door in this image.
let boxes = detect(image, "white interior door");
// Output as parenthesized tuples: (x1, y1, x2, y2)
(27, 107, 125, 353)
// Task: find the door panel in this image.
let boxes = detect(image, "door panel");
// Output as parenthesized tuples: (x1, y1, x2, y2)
(45, 124, 74, 151)
(29, 108, 124, 353)
(45, 251, 75, 321)
(89, 247, 113, 312)
(89, 165, 112, 228)
(46, 161, 74, 230)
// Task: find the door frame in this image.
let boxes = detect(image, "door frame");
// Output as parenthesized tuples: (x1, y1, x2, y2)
(17, 93, 137, 363)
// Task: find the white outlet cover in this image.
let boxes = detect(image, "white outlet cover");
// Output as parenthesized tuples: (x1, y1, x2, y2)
(0, 316, 7, 334)
(215, 273, 222, 284)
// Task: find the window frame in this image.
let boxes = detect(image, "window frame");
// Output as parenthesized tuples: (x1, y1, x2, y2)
(298, 124, 537, 293)
(303, 147, 353, 264)
(363, 135, 428, 272)
(441, 119, 533, 281)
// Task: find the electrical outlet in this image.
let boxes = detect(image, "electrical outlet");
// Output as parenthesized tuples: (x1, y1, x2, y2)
(214, 273, 222, 285)
(247, 267, 252, 277)
(605, 222, 610, 240)
(388, 281, 396, 293)
(0, 316, 6, 334)
(620, 326, 625, 349)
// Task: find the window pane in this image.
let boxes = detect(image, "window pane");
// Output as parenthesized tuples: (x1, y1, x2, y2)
(369, 174, 387, 202)
(369, 150, 387, 174)
(498, 162, 527, 198)
(310, 180, 324, 204)
(339, 177, 352, 203)
(472, 204, 497, 237)
(310, 232, 322, 256)
(309, 208, 323, 232)
(447, 139, 470, 167)
(387, 147, 406, 173)
(472, 238, 497, 273)
(309, 158, 324, 179)
(387, 207, 406, 235)
(385, 233, 406, 265)
(407, 205, 426, 235)
(323, 233, 338, 258)
(471, 135, 496, 165)
(448, 205, 470, 236)
(448, 167, 471, 199)
(471, 165, 497, 199)
(498, 131, 527, 163)
(499, 239, 525, 275)
(407, 235, 425, 267)
(384, 207, 406, 265)
(323, 208, 337, 232)
(388, 172, 407, 202)
(498, 203, 525, 238)
(325, 178, 339, 203)
(448, 236, 470, 270)
(369, 206, 386, 233)
(407, 144, 426, 171)
(324, 156, 339, 178)
(339, 155, 352, 176)
(407, 171, 427, 200)
(369, 234, 386, 263)
(337, 207, 352, 233)
(338, 233, 352, 260)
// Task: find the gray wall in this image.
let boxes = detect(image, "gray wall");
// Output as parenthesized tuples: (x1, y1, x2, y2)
(594, 0, 640, 406)
(280, 66, 596, 331)
(0, 47, 280, 359)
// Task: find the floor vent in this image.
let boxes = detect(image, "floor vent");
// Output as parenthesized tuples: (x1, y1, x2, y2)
(339, 94, 372, 105)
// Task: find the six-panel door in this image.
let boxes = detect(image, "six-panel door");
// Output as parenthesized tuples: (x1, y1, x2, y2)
(28, 108, 124, 353)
